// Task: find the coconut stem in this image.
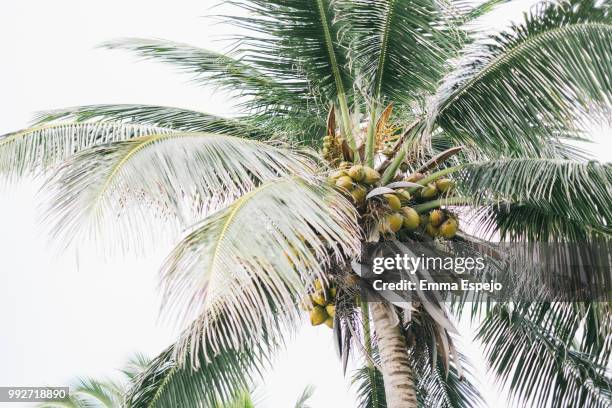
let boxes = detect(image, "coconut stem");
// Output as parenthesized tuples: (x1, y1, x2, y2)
(413, 196, 473, 213)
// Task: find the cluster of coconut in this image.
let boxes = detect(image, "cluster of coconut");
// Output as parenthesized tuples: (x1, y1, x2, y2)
(328, 165, 459, 240)
(302, 278, 337, 328)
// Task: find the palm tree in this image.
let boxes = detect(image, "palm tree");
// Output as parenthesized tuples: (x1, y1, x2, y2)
(2, 0, 611, 406)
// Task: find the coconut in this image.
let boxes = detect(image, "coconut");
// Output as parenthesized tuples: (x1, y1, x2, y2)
(405, 172, 424, 183)
(325, 316, 334, 328)
(436, 178, 455, 193)
(311, 289, 327, 306)
(325, 304, 336, 317)
(351, 185, 367, 204)
(329, 287, 337, 298)
(338, 161, 350, 169)
(439, 218, 459, 239)
(310, 306, 328, 326)
(381, 212, 403, 233)
(397, 189, 412, 202)
(363, 167, 381, 185)
(425, 223, 439, 237)
(384, 194, 402, 211)
(401, 207, 420, 230)
(314, 278, 323, 291)
(348, 165, 366, 182)
(429, 209, 445, 227)
(330, 169, 347, 179)
(336, 176, 354, 191)
(420, 183, 438, 199)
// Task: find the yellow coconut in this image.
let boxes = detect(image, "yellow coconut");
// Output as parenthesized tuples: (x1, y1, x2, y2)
(329, 287, 337, 298)
(384, 194, 402, 211)
(336, 176, 354, 191)
(429, 209, 445, 227)
(401, 207, 420, 230)
(405, 172, 424, 183)
(325, 304, 336, 317)
(382, 212, 403, 233)
(351, 185, 367, 204)
(420, 183, 438, 199)
(425, 223, 439, 237)
(348, 165, 366, 182)
(439, 218, 459, 239)
(310, 306, 328, 326)
(436, 178, 455, 193)
(363, 167, 381, 185)
(397, 189, 412, 202)
(325, 316, 334, 329)
(311, 289, 327, 306)
(330, 169, 347, 179)
(314, 278, 323, 291)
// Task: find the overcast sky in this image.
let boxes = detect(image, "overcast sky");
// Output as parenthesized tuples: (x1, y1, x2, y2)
(0, 1, 610, 407)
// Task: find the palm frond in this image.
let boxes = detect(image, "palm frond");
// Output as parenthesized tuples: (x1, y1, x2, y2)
(293, 385, 315, 408)
(126, 303, 284, 407)
(338, 0, 450, 104)
(43, 133, 316, 252)
(33, 104, 269, 138)
(352, 365, 387, 408)
(159, 177, 360, 359)
(225, 0, 351, 105)
(429, 0, 612, 156)
(0, 122, 171, 180)
(102, 39, 309, 116)
(478, 303, 612, 408)
(459, 158, 612, 240)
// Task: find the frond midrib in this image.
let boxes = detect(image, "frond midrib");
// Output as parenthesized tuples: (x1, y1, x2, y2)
(374, 0, 396, 99)
(440, 22, 612, 112)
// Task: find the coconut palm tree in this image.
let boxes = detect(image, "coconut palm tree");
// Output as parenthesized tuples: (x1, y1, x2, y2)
(2, 0, 611, 406)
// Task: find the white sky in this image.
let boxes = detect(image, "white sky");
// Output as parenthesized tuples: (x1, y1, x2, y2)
(0, 1, 610, 407)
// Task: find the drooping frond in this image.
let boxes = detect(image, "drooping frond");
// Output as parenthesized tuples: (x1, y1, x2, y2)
(429, 0, 612, 156)
(125, 331, 272, 408)
(159, 177, 360, 359)
(460, 158, 612, 240)
(225, 0, 351, 104)
(338, 0, 450, 104)
(102, 39, 309, 115)
(33, 104, 269, 138)
(478, 303, 612, 408)
(352, 364, 387, 408)
(293, 385, 315, 408)
(43, 133, 316, 252)
(0, 122, 171, 180)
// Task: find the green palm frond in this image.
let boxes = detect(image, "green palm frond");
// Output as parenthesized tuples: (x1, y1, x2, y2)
(429, 0, 612, 156)
(125, 334, 269, 408)
(33, 104, 269, 137)
(459, 158, 612, 240)
(353, 365, 387, 408)
(0, 122, 171, 180)
(293, 385, 315, 408)
(159, 177, 360, 358)
(227, 0, 351, 104)
(338, 0, 450, 104)
(478, 303, 612, 408)
(43, 133, 316, 251)
(102, 39, 309, 115)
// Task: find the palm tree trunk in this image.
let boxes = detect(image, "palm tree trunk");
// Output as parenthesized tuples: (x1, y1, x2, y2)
(371, 302, 417, 408)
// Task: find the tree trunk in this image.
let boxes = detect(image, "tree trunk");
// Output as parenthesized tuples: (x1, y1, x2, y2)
(371, 302, 417, 408)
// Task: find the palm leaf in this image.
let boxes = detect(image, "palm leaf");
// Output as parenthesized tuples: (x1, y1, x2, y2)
(478, 303, 612, 408)
(293, 385, 315, 408)
(43, 133, 316, 252)
(338, 0, 450, 104)
(102, 39, 309, 115)
(159, 177, 360, 358)
(429, 0, 612, 156)
(459, 158, 612, 240)
(0, 122, 171, 180)
(33, 104, 269, 138)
